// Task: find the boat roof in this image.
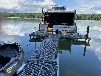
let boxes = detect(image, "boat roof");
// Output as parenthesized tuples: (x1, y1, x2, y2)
(44, 11, 75, 13)
(44, 6, 76, 13)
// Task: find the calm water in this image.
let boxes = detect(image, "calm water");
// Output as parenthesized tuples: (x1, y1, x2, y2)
(0, 19, 41, 62)
(59, 20, 101, 76)
(0, 19, 101, 76)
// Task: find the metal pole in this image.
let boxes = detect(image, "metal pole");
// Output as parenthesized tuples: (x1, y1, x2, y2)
(34, 27, 36, 32)
(39, 24, 40, 31)
(86, 26, 89, 38)
(83, 45, 86, 56)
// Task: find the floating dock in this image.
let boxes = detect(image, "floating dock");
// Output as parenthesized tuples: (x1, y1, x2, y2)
(29, 31, 91, 43)
(18, 35, 59, 76)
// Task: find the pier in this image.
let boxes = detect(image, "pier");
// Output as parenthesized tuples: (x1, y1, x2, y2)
(18, 35, 59, 76)
(29, 31, 91, 43)
(18, 32, 91, 76)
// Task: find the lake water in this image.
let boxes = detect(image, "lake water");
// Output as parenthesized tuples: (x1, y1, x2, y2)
(0, 19, 101, 76)
(0, 18, 41, 62)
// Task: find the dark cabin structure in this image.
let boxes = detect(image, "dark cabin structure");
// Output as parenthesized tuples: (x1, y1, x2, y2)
(43, 6, 76, 28)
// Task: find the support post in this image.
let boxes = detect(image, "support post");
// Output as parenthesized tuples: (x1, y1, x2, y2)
(86, 26, 89, 38)
(39, 24, 40, 31)
(30, 36, 31, 40)
(83, 45, 86, 56)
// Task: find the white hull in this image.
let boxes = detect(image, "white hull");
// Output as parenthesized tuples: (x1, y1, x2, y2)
(53, 25, 77, 33)
(39, 24, 77, 33)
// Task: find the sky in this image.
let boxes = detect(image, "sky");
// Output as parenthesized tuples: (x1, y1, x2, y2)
(0, 0, 101, 14)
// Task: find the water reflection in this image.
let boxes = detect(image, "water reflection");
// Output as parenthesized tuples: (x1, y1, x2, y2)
(0, 35, 21, 43)
(58, 39, 90, 56)
(76, 20, 101, 61)
(19, 36, 58, 76)
(59, 20, 101, 76)
(0, 19, 40, 62)
(0, 19, 101, 76)
(0, 19, 39, 43)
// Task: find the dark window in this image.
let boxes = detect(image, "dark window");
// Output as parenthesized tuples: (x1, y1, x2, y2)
(44, 12, 75, 27)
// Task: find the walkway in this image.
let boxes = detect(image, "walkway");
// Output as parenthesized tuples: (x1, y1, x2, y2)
(18, 34, 59, 76)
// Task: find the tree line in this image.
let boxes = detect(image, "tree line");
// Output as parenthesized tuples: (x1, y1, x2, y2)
(75, 14, 101, 20)
(0, 12, 101, 20)
(0, 12, 42, 18)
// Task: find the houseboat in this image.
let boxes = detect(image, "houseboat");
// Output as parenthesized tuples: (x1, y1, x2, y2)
(0, 43, 24, 76)
(39, 6, 77, 33)
(29, 6, 90, 41)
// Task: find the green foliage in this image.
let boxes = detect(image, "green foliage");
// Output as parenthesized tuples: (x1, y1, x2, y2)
(0, 12, 101, 20)
(75, 14, 101, 20)
(0, 12, 43, 18)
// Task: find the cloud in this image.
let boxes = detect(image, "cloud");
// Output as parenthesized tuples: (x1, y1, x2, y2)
(1, 21, 39, 36)
(0, 0, 101, 13)
(74, 0, 101, 14)
(32, 0, 55, 7)
(89, 39, 101, 61)
(0, 20, 39, 43)
(0, 0, 55, 13)
(76, 20, 101, 61)
(0, 0, 19, 9)
(0, 35, 21, 43)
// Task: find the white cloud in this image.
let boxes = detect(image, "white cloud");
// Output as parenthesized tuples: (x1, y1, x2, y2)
(0, 20, 39, 43)
(1, 21, 39, 36)
(74, 0, 101, 14)
(89, 39, 101, 61)
(0, 0, 55, 13)
(95, 10, 101, 14)
(0, 0, 19, 9)
(76, 20, 101, 61)
(0, 0, 101, 13)
(0, 35, 21, 43)
(32, 0, 55, 7)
